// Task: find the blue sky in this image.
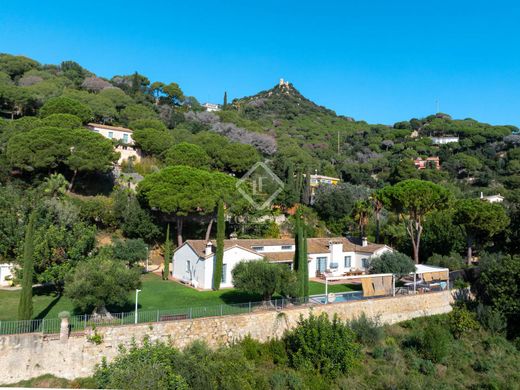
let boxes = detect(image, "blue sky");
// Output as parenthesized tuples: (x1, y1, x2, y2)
(1, 0, 519, 126)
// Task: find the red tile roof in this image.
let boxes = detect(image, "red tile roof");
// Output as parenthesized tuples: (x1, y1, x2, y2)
(87, 123, 133, 133)
(181, 237, 386, 261)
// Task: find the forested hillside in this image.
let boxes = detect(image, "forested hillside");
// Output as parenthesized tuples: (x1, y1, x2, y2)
(1, 53, 519, 337)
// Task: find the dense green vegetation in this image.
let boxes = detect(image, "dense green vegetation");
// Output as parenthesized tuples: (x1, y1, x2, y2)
(8, 311, 520, 389)
(1, 52, 519, 388)
(1, 53, 519, 315)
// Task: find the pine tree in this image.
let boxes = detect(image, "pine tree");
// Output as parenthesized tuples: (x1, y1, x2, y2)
(213, 200, 225, 290)
(18, 211, 36, 320)
(223, 91, 228, 109)
(162, 224, 171, 280)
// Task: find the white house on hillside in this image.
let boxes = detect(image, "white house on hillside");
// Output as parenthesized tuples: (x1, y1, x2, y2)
(0, 263, 14, 287)
(480, 192, 504, 203)
(430, 136, 460, 144)
(172, 237, 391, 290)
(87, 123, 142, 165)
(202, 103, 220, 112)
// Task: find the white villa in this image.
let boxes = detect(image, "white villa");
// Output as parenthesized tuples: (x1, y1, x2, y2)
(202, 103, 220, 112)
(87, 123, 142, 165)
(480, 192, 504, 203)
(430, 136, 460, 145)
(0, 263, 14, 287)
(172, 237, 391, 290)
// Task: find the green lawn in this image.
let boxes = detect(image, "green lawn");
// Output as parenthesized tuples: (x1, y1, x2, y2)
(0, 274, 360, 321)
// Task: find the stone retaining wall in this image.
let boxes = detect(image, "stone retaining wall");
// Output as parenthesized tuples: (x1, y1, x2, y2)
(0, 291, 453, 384)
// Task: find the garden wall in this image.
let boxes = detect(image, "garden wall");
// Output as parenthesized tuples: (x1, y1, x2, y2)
(0, 290, 453, 384)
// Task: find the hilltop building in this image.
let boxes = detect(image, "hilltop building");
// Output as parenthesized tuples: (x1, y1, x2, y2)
(202, 103, 220, 112)
(172, 237, 391, 289)
(87, 123, 141, 165)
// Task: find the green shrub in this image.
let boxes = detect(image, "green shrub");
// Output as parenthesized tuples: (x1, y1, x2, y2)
(171, 341, 261, 389)
(232, 260, 298, 300)
(283, 313, 361, 379)
(269, 370, 304, 390)
(419, 322, 452, 363)
(369, 251, 415, 277)
(418, 358, 436, 375)
(472, 358, 492, 373)
(348, 313, 385, 346)
(448, 306, 479, 338)
(93, 339, 187, 389)
(477, 304, 507, 335)
(427, 252, 466, 270)
(404, 321, 452, 364)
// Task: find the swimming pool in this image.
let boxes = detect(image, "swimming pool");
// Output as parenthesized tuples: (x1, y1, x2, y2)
(310, 291, 364, 304)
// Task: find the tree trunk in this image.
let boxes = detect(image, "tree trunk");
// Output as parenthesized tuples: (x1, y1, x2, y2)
(375, 212, 381, 244)
(67, 169, 78, 193)
(205, 216, 215, 242)
(466, 237, 473, 265)
(176, 217, 184, 247)
(92, 304, 112, 319)
(413, 244, 420, 264)
(406, 219, 422, 264)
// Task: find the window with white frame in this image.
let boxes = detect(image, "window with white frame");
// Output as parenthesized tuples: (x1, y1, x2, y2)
(316, 257, 327, 272)
(281, 245, 292, 250)
(222, 264, 227, 283)
(361, 258, 369, 269)
(344, 256, 351, 268)
(108, 131, 114, 139)
(251, 246, 264, 252)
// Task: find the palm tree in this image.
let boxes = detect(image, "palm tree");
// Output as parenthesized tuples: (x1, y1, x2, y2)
(42, 173, 69, 198)
(370, 192, 384, 243)
(352, 200, 372, 239)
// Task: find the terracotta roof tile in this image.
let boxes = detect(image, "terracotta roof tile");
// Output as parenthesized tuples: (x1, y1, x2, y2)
(181, 237, 386, 259)
(87, 123, 133, 133)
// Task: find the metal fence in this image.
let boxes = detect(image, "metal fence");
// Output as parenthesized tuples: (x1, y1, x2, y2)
(0, 297, 309, 336)
(0, 285, 454, 336)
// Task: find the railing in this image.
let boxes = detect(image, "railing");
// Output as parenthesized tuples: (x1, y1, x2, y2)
(0, 285, 452, 336)
(0, 297, 309, 336)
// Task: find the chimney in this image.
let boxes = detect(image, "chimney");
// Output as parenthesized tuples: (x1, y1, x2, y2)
(229, 232, 238, 240)
(361, 237, 368, 247)
(480, 192, 484, 199)
(205, 242, 213, 256)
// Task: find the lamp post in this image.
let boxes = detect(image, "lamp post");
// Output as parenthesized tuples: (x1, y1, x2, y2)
(134, 289, 142, 324)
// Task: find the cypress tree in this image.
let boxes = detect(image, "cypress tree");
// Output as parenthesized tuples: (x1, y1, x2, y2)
(223, 91, 228, 109)
(285, 163, 298, 206)
(302, 169, 312, 205)
(293, 209, 301, 273)
(213, 200, 225, 290)
(162, 224, 171, 280)
(293, 207, 307, 298)
(295, 172, 304, 202)
(18, 211, 36, 320)
(302, 222, 309, 298)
